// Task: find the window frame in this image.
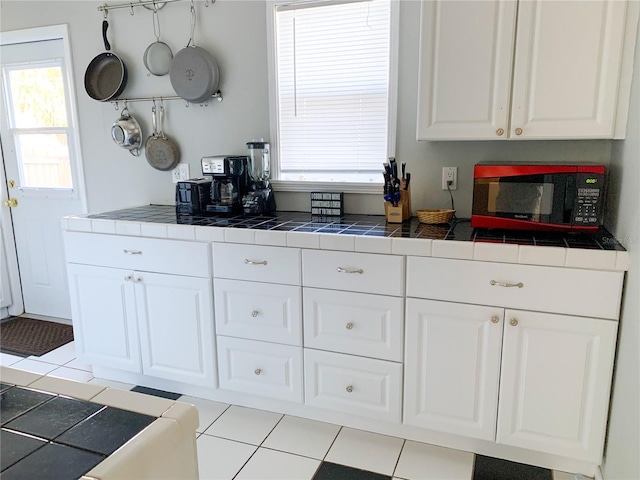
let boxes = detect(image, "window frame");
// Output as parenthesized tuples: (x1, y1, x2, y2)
(266, 0, 399, 194)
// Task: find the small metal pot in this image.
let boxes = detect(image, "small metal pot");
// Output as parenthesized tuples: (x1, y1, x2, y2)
(111, 107, 142, 156)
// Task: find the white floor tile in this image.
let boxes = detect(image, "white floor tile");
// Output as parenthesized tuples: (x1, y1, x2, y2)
(203, 405, 283, 445)
(29, 341, 76, 365)
(10, 358, 58, 375)
(325, 427, 404, 476)
(48, 366, 94, 383)
(0, 352, 24, 366)
(197, 434, 257, 480)
(263, 415, 341, 459)
(88, 377, 135, 391)
(179, 395, 229, 433)
(394, 441, 474, 480)
(235, 447, 320, 480)
(553, 471, 593, 480)
(63, 357, 93, 372)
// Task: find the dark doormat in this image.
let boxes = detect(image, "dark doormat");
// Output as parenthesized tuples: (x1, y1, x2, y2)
(0, 317, 74, 357)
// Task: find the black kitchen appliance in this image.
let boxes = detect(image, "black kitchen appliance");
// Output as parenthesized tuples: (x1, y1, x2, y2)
(243, 141, 276, 215)
(175, 177, 212, 215)
(201, 156, 249, 214)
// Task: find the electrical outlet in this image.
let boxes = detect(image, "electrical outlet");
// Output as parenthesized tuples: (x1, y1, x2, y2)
(442, 167, 457, 190)
(172, 163, 190, 183)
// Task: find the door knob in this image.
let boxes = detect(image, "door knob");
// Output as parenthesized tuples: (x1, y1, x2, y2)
(4, 198, 18, 207)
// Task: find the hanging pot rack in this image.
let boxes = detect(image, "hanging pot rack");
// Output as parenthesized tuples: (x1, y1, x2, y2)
(110, 91, 223, 109)
(98, 0, 213, 15)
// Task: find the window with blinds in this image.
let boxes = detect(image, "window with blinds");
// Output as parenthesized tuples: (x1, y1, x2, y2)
(272, 0, 393, 183)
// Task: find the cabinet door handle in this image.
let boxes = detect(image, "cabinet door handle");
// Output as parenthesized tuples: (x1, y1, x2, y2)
(490, 280, 524, 288)
(123, 249, 142, 255)
(124, 275, 132, 282)
(491, 315, 500, 324)
(251, 310, 259, 317)
(345, 322, 354, 330)
(134, 277, 142, 283)
(515, 128, 523, 135)
(244, 259, 268, 266)
(496, 128, 504, 136)
(337, 267, 363, 274)
(346, 385, 353, 393)
(509, 318, 518, 327)
(254, 368, 262, 375)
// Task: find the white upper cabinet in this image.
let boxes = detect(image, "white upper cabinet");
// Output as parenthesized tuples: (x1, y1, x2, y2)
(417, 0, 638, 140)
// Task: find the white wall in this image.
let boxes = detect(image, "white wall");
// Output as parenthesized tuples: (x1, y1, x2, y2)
(0, 0, 615, 216)
(601, 9, 640, 479)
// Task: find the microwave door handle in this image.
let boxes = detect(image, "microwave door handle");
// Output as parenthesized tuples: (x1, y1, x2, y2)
(564, 175, 576, 224)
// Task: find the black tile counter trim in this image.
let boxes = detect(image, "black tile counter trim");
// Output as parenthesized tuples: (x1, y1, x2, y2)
(0, 384, 157, 477)
(87, 204, 626, 251)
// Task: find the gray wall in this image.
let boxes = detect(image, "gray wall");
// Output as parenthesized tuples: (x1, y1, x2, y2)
(601, 9, 640, 479)
(1, 0, 614, 216)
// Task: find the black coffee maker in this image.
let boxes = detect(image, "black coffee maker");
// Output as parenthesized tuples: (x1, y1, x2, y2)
(243, 141, 276, 214)
(201, 156, 249, 214)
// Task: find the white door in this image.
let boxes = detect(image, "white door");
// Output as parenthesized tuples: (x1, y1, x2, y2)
(497, 309, 618, 462)
(404, 299, 504, 440)
(0, 25, 86, 319)
(416, 0, 517, 140)
(135, 272, 216, 387)
(510, 0, 627, 139)
(66, 263, 141, 373)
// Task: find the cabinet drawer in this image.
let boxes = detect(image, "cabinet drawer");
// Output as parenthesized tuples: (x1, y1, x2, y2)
(217, 336, 303, 403)
(214, 279, 302, 345)
(407, 257, 623, 320)
(64, 231, 211, 278)
(302, 250, 404, 296)
(303, 288, 404, 361)
(304, 349, 402, 422)
(213, 243, 301, 285)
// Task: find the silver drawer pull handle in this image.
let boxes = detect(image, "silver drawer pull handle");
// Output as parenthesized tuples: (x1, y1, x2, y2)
(123, 249, 142, 255)
(346, 385, 353, 393)
(255, 368, 262, 375)
(337, 267, 363, 274)
(244, 259, 268, 266)
(490, 280, 524, 288)
(251, 310, 259, 317)
(346, 322, 354, 330)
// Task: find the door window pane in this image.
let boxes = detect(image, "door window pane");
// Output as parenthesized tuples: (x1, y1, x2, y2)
(16, 133, 72, 188)
(8, 66, 68, 128)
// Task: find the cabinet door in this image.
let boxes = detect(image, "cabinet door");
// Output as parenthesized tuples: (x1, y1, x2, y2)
(510, 0, 627, 138)
(66, 264, 141, 372)
(135, 272, 216, 387)
(416, 0, 517, 140)
(497, 310, 617, 462)
(404, 299, 504, 440)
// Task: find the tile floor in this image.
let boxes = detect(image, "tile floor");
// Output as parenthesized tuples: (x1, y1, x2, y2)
(1, 344, 590, 480)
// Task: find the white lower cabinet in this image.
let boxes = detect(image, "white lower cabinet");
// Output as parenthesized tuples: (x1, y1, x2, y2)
(404, 299, 504, 440)
(304, 348, 402, 423)
(67, 263, 216, 387)
(217, 336, 303, 403)
(497, 310, 617, 461)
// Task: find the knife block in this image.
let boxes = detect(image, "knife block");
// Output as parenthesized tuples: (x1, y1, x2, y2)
(385, 182, 411, 223)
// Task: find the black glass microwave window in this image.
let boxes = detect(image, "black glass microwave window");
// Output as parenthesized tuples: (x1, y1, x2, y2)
(473, 174, 573, 225)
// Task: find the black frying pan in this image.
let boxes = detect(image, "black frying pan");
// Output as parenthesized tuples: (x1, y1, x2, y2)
(84, 20, 128, 102)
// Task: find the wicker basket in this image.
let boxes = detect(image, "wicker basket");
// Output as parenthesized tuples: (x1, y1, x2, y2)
(416, 209, 455, 224)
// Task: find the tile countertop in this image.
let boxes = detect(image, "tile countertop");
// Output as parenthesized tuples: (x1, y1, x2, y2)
(62, 205, 630, 272)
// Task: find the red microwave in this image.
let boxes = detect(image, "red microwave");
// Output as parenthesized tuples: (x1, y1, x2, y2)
(471, 164, 605, 233)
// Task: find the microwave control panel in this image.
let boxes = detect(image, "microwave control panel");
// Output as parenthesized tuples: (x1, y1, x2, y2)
(574, 173, 604, 225)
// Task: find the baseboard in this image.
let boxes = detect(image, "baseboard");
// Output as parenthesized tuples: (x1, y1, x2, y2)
(18, 313, 72, 326)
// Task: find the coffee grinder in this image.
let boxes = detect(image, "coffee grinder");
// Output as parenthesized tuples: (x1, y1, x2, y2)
(201, 156, 249, 214)
(243, 141, 276, 214)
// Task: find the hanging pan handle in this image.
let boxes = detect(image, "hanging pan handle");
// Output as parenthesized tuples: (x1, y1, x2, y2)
(102, 20, 111, 51)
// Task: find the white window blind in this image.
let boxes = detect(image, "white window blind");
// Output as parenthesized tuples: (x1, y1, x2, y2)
(274, 0, 391, 183)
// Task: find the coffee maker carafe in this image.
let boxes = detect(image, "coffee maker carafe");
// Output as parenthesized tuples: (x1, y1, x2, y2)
(243, 141, 276, 214)
(201, 156, 249, 214)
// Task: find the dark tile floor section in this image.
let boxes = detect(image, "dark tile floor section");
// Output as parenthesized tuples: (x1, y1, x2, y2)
(130, 385, 182, 400)
(0, 387, 55, 426)
(0, 429, 47, 472)
(0, 442, 104, 480)
(4, 396, 104, 440)
(87, 204, 626, 250)
(473, 454, 553, 480)
(0, 382, 13, 393)
(313, 462, 391, 480)
(56, 406, 156, 456)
